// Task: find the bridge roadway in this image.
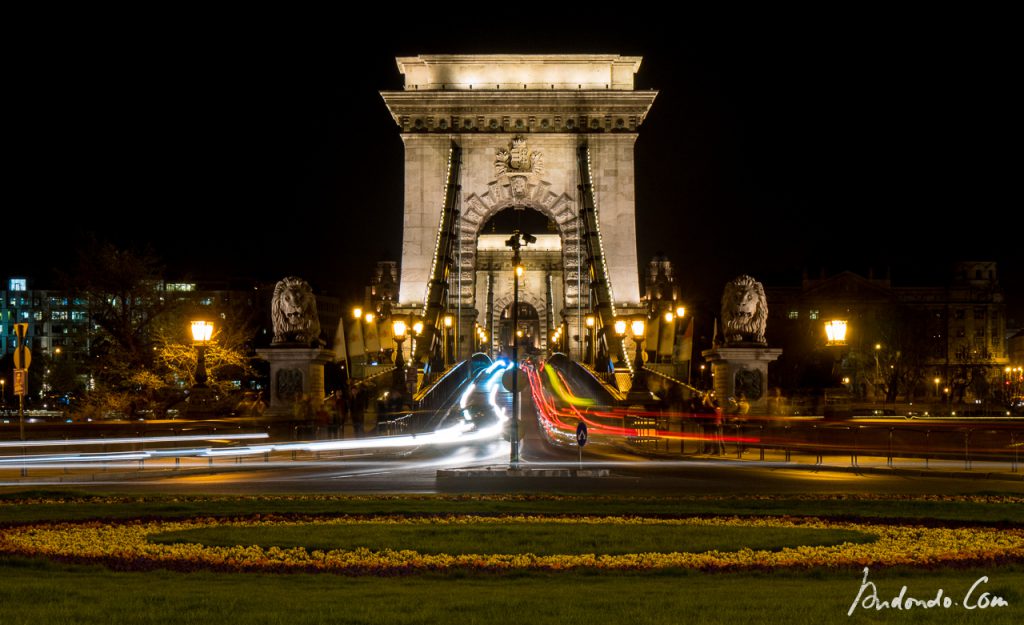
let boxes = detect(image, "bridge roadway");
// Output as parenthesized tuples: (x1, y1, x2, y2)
(2, 358, 1020, 496)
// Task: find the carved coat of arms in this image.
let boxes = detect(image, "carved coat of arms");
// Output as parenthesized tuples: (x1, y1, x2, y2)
(495, 136, 544, 202)
(495, 136, 544, 178)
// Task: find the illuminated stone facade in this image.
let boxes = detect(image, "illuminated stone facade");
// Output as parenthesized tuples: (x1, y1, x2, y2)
(381, 55, 656, 358)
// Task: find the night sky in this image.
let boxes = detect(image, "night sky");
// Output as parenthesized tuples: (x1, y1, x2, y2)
(6, 20, 1020, 320)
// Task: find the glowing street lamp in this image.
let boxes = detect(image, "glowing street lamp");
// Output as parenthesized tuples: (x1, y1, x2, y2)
(676, 306, 686, 319)
(824, 320, 848, 346)
(630, 316, 647, 390)
(934, 376, 941, 399)
(392, 319, 407, 372)
(443, 314, 453, 367)
(352, 307, 362, 320)
(190, 320, 214, 387)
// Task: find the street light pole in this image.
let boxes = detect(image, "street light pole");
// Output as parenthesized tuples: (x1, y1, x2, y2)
(512, 256, 522, 468)
(187, 320, 215, 419)
(443, 314, 453, 368)
(190, 320, 214, 387)
(630, 317, 648, 393)
(505, 229, 535, 470)
(392, 320, 407, 372)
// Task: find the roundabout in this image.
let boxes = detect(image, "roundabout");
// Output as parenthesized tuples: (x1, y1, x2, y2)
(3, 511, 1022, 574)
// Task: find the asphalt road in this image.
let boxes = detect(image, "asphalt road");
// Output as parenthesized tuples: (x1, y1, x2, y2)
(5, 390, 1020, 497)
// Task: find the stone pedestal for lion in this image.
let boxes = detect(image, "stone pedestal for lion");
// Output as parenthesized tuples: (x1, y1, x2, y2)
(255, 347, 335, 417)
(257, 276, 332, 419)
(701, 346, 782, 416)
(704, 275, 782, 416)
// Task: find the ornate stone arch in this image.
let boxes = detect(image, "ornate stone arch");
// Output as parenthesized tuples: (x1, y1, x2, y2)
(455, 180, 584, 310)
(491, 290, 550, 352)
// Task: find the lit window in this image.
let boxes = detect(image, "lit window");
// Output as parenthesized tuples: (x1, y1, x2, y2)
(200, 297, 214, 306)
(52, 311, 68, 321)
(71, 311, 87, 321)
(33, 312, 43, 321)
(9, 279, 26, 291)
(788, 310, 799, 320)
(809, 310, 820, 320)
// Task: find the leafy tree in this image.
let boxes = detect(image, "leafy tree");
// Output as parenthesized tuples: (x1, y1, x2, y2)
(150, 322, 255, 396)
(867, 306, 931, 403)
(62, 239, 179, 392)
(62, 239, 258, 414)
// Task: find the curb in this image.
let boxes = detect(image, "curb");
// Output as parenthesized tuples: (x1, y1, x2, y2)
(693, 456, 1024, 482)
(437, 467, 611, 478)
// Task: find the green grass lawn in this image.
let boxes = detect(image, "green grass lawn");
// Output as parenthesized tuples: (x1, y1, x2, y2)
(0, 557, 1020, 625)
(1, 492, 1022, 624)
(150, 523, 875, 555)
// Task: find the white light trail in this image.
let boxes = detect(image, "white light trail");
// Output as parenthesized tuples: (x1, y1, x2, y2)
(0, 433, 269, 448)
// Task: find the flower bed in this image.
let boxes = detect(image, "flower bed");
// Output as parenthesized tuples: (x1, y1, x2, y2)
(2, 514, 1022, 574)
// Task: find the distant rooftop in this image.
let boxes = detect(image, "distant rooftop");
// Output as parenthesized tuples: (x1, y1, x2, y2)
(395, 55, 644, 91)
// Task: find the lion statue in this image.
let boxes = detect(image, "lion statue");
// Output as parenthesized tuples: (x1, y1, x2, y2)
(720, 275, 768, 346)
(271, 277, 322, 346)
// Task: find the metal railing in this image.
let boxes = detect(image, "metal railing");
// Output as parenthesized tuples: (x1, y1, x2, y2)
(377, 354, 493, 435)
(627, 416, 1021, 473)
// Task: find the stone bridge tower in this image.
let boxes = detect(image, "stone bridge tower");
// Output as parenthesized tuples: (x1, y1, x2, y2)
(381, 55, 656, 360)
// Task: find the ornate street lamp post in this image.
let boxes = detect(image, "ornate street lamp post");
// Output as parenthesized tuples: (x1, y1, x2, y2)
(186, 320, 215, 419)
(443, 314, 453, 367)
(613, 319, 628, 367)
(390, 318, 409, 397)
(630, 316, 647, 391)
(823, 319, 849, 418)
(190, 320, 214, 387)
(392, 319, 407, 373)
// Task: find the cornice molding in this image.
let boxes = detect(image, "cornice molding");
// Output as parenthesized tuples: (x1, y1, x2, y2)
(380, 90, 658, 133)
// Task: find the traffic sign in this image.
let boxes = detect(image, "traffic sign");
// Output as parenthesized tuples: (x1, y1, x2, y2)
(13, 323, 31, 370)
(13, 346, 31, 370)
(502, 368, 528, 393)
(576, 421, 588, 447)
